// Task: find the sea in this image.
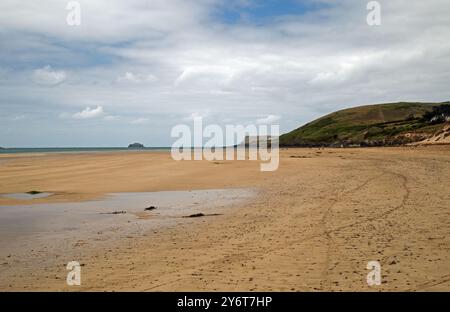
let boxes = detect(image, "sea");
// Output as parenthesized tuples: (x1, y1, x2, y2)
(0, 147, 171, 154)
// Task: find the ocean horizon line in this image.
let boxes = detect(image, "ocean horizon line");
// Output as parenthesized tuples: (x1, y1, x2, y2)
(0, 147, 172, 154)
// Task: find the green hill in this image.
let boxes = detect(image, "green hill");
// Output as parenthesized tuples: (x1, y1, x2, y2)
(280, 102, 450, 147)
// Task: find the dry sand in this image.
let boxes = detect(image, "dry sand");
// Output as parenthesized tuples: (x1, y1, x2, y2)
(0, 147, 449, 291)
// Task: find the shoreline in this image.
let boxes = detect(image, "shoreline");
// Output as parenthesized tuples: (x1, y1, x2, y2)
(0, 147, 449, 291)
(0, 148, 171, 157)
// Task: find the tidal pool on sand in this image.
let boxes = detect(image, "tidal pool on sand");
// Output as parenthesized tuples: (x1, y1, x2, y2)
(0, 188, 256, 274)
(1, 192, 54, 200)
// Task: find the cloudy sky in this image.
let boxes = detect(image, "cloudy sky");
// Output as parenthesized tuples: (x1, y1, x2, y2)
(1, 0, 449, 147)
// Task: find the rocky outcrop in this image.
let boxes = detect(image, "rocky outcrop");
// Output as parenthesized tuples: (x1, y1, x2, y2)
(410, 124, 450, 145)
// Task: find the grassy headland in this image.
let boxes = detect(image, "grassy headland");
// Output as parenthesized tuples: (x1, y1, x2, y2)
(280, 102, 450, 147)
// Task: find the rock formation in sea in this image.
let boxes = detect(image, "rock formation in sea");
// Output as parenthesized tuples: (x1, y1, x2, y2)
(128, 142, 144, 149)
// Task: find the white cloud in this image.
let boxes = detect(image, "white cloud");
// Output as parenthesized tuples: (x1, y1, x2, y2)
(11, 115, 26, 121)
(72, 106, 105, 119)
(117, 72, 157, 84)
(104, 115, 119, 121)
(256, 115, 281, 125)
(0, 0, 209, 43)
(174, 66, 235, 86)
(2, 0, 450, 146)
(183, 112, 210, 121)
(32, 65, 66, 86)
(131, 118, 149, 124)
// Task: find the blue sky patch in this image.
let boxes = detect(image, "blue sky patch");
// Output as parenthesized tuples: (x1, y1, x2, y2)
(215, 0, 328, 24)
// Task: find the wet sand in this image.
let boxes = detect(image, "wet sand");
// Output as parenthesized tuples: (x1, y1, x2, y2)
(0, 147, 449, 291)
(0, 189, 255, 290)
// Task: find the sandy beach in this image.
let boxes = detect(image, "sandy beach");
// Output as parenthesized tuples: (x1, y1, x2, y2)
(0, 147, 449, 291)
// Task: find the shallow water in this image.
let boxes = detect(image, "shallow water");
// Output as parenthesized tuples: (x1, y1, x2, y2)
(1, 192, 54, 200)
(0, 189, 256, 261)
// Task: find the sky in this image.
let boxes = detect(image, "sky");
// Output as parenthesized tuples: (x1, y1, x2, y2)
(0, 0, 450, 147)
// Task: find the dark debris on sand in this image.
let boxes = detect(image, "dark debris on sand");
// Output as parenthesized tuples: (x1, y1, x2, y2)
(184, 213, 222, 218)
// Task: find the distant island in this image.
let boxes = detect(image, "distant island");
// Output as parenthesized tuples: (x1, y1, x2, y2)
(280, 102, 450, 147)
(128, 143, 145, 149)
